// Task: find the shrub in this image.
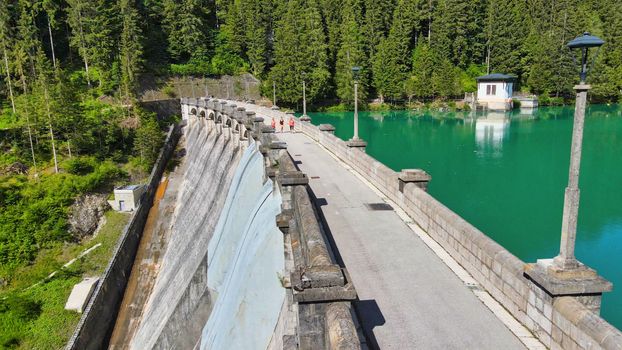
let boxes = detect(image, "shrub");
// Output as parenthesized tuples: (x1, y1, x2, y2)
(162, 85, 177, 98)
(322, 104, 348, 112)
(63, 157, 96, 175)
(0, 295, 42, 322)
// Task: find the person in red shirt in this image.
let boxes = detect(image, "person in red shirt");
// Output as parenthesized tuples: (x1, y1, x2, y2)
(288, 116, 295, 132)
(271, 117, 276, 130)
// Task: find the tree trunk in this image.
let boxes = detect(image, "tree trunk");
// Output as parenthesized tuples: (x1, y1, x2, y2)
(76, 5, 91, 87)
(428, 0, 432, 42)
(43, 84, 59, 173)
(47, 14, 57, 69)
(23, 103, 37, 175)
(2, 48, 15, 113)
(486, 45, 491, 74)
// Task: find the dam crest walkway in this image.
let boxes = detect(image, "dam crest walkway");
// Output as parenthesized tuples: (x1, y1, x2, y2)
(243, 103, 541, 350)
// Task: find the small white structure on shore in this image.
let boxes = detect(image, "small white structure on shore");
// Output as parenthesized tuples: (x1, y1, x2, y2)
(65, 277, 99, 313)
(108, 185, 145, 212)
(476, 73, 516, 111)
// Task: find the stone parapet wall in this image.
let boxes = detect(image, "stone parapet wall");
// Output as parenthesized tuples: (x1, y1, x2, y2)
(176, 99, 362, 349)
(260, 124, 361, 349)
(237, 102, 622, 350)
(66, 124, 183, 350)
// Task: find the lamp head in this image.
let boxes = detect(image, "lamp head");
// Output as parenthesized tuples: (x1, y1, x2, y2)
(567, 32, 604, 83)
(351, 66, 361, 81)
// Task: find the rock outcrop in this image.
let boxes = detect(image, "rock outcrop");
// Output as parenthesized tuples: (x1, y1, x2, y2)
(69, 194, 109, 239)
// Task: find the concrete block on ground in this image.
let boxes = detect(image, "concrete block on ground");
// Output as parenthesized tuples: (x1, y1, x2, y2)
(65, 277, 100, 313)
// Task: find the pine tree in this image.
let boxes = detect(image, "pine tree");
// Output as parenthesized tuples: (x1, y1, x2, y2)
(319, 0, 343, 73)
(432, 0, 486, 68)
(35, 50, 59, 173)
(363, 0, 396, 59)
(163, 0, 212, 61)
(0, 0, 16, 113)
(410, 42, 435, 98)
(41, 0, 59, 69)
(66, 0, 119, 87)
(241, 0, 273, 77)
(270, 0, 330, 105)
(372, 0, 419, 102)
(593, 1, 622, 101)
(221, 0, 245, 56)
(431, 58, 459, 97)
(15, 0, 40, 92)
(486, 0, 526, 77)
(335, 0, 368, 105)
(119, 0, 144, 100)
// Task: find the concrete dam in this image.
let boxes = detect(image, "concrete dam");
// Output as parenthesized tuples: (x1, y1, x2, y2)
(67, 97, 622, 350)
(68, 99, 361, 349)
(114, 120, 285, 349)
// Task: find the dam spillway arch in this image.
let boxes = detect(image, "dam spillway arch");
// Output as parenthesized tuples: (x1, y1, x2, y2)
(97, 98, 361, 350)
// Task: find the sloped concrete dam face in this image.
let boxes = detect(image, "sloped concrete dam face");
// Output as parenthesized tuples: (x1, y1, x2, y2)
(130, 120, 284, 349)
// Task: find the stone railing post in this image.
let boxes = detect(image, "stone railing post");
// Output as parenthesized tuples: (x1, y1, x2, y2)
(398, 169, 432, 192)
(252, 116, 265, 140)
(346, 138, 367, 152)
(318, 124, 335, 135)
(235, 106, 246, 121)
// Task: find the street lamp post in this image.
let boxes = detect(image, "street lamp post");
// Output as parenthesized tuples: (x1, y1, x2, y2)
(271, 81, 280, 111)
(347, 66, 367, 150)
(302, 75, 308, 119)
(189, 75, 196, 98)
(524, 32, 611, 315)
(352, 66, 361, 140)
(555, 32, 604, 269)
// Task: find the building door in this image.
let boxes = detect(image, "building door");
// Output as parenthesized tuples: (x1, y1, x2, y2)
(119, 200, 125, 211)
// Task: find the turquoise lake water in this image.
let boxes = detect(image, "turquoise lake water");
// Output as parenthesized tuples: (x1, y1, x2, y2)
(307, 105, 622, 330)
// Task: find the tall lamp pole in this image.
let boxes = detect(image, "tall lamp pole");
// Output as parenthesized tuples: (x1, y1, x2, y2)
(554, 32, 604, 269)
(352, 66, 361, 140)
(347, 66, 367, 149)
(273, 81, 277, 107)
(301, 72, 308, 119)
(298, 74, 311, 121)
(189, 75, 196, 98)
(525, 32, 611, 315)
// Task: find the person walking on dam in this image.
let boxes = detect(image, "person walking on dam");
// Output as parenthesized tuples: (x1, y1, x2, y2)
(288, 116, 295, 132)
(279, 116, 284, 132)
(271, 117, 276, 130)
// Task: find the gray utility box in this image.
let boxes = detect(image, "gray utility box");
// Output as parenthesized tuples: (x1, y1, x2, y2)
(108, 185, 145, 212)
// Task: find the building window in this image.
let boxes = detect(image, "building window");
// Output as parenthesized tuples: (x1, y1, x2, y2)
(486, 85, 497, 96)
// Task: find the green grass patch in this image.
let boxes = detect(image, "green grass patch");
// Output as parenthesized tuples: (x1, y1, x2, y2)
(0, 211, 130, 349)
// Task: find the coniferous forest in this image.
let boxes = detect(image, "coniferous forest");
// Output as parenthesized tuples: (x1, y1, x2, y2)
(0, 0, 621, 346)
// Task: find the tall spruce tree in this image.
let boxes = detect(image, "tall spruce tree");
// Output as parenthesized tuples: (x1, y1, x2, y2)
(163, 0, 212, 61)
(372, 0, 419, 102)
(486, 0, 526, 77)
(335, 0, 368, 105)
(410, 42, 435, 99)
(221, 0, 245, 56)
(0, 0, 16, 113)
(119, 0, 144, 99)
(270, 0, 330, 105)
(363, 0, 395, 53)
(432, 0, 486, 68)
(241, 0, 273, 77)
